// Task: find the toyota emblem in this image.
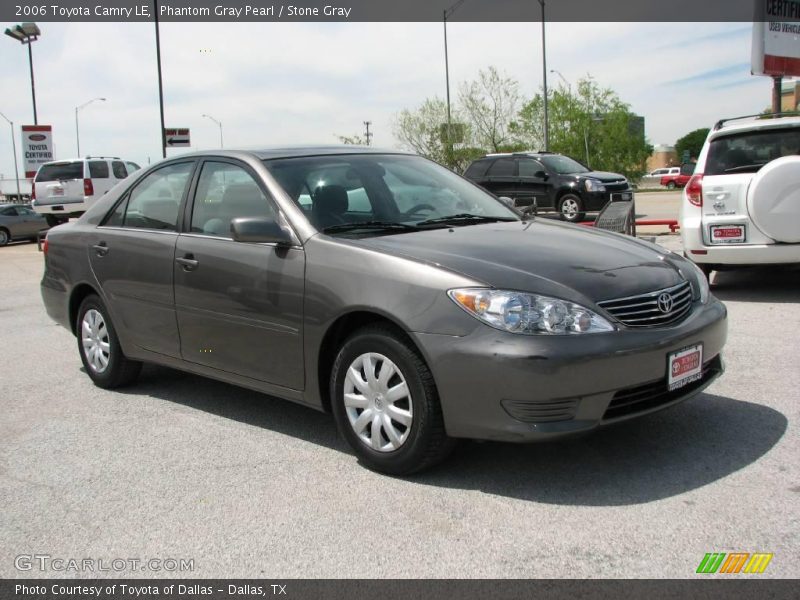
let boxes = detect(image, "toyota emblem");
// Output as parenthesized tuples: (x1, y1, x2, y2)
(657, 293, 673, 313)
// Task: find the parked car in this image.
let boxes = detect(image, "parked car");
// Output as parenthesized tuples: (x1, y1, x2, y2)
(41, 147, 727, 474)
(464, 152, 633, 222)
(647, 167, 680, 178)
(0, 203, 48, 246)
(661, 163, 695, 189)
(680, 114, 800, 278)
(32, 156, 141, 227)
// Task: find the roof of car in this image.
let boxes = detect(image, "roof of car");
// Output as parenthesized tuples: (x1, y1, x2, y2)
(250, 145, 412, 159)
(712, 115, 800, 137)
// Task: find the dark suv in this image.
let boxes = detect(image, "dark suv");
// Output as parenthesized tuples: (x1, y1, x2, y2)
(464, 152, 633, 222)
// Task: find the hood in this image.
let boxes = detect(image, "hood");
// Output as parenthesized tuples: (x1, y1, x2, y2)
(581, 171, 627, 183)
(350, 220, 687, 305)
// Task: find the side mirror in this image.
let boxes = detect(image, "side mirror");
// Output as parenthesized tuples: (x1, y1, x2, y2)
(231, 217, 293, 245)
(498, 196, 515, 207)
(534, 170, 548, 180)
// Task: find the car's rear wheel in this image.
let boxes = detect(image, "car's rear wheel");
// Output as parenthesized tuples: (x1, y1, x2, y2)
(77, 294, 141, 388)
(558, 194, 585, 223)
(0, 228, 9, 246)
(330, 325, 455, 475)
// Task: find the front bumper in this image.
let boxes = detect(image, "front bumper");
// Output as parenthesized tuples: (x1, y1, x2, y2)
(412, 299, 727, 442)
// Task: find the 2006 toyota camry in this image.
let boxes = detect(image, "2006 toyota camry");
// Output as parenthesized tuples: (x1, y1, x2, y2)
(41, 146, 727, 474)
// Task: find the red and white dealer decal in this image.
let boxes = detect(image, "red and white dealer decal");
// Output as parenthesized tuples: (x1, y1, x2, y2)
(668, 344, 703, 391)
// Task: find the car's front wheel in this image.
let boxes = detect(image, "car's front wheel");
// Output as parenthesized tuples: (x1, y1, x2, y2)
(666, 181, 677, 190)
(558, 194, 585, 223)
(77, 294, 142, 388)
(330, 325, 455, 475)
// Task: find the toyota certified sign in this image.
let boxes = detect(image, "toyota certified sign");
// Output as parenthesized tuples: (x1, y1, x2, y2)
(21, 125, 54, 178)
(752, 0, 800, 76)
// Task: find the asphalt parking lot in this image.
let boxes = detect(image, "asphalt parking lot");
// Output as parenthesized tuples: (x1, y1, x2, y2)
(1, 193, 798, 578)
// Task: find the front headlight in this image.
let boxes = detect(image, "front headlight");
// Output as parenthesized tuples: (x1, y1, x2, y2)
(584, 179, 606, 192)
(685, 261, 710, 304)
(448, 288, 615, 335)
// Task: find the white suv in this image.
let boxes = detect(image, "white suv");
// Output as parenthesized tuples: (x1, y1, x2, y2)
(31, 157, 140, 226)
(680, 115, 800, 278)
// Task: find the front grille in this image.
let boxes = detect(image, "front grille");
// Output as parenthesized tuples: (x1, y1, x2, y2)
(602, 356, 722, 421)
(605, 181, 630, 192)
(501, 397, 578, 423)
(597, 281, 693, 328)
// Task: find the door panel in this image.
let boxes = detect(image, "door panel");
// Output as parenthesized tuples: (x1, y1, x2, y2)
(485, 157, 517, 199)
(174, 159, 305, 390)
(516, 159, 552, 208)
(174, 236, 305, 389)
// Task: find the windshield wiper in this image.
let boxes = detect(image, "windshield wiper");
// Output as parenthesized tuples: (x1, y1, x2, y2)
(321, 221, 420, 234)
(723, 163, 766, 173)
(417, 213, 519, 227)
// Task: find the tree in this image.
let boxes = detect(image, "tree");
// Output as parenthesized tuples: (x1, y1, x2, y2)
(675, 128, 709, 162)
(458, 66, 522, 152)
(335, 133, 368, 145)
(393, 97, 451, 165)
(514, 76, 652, 180)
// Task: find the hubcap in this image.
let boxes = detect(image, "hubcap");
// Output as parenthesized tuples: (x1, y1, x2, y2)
(0, 231, 7, 243)
(562, 198, 579, 216)
(81, 309, 111, 374)
(343, 352, 413, 452)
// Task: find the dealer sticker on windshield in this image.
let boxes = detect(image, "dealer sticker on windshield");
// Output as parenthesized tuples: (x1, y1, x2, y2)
(668, 344, 703, 391)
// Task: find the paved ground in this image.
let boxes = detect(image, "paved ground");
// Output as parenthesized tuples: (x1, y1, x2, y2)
(1, 200, 798, 578)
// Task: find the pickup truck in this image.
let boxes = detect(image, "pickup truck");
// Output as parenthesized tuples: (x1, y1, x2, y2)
(661, 163, 696, 189)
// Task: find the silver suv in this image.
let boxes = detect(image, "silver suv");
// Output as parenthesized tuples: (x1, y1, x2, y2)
(32, 156, 140, 226)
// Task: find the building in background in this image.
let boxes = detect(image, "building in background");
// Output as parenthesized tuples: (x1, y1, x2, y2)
(0, 178, 32, 202)
(647, 144, 679, 171)
(780, 79, 800, 112)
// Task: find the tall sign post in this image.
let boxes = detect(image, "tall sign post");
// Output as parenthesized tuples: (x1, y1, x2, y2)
(752, 1, 800, 114)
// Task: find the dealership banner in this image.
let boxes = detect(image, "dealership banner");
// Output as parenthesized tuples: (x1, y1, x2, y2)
(20, 125, 54, 179)
(2, 0, 757, 22)
(752, 0, 800, 76)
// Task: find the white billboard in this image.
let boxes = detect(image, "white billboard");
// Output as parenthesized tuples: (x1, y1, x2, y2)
(752, 0, 800, 76)
(21, 125, 54, 178)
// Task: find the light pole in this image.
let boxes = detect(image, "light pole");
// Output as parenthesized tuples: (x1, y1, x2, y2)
(0, 111, 22, 201)
(153, 0, 167, 158)
(538, 1, 549, 151)
(5, 23, 41, 125)
(550, 69, 570, 91)
(443, 0, 468, 164)
(201, 114, 223, 148)
(75, 97, 106, 156)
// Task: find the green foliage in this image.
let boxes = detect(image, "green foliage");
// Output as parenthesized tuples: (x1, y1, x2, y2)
(674, 128, 710, 162)
(335, 133, 368, 145)
(515, 77, 652, 180)
(458, 66, 522, 152)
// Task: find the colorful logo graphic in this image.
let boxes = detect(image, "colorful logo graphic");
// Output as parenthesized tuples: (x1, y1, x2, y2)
(696, 552, 773, 574)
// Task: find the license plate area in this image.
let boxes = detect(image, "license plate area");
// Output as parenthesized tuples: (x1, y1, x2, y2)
(709, 224, 745, 244)
(668, 344, 703, 391)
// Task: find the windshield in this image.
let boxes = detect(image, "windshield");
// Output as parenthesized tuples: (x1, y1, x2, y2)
(263, 154, 519, 234)
(539, 155, 590, 175)
(706, 127, 800, 175)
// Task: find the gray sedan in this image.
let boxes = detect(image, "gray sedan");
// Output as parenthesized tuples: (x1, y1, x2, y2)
(0, 203, 48, 245)
(41, 147, 727, 474)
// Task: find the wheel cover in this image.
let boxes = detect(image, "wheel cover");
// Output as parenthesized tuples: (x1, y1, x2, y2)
(0, 231, 7, 243)
(562, 198, 579, 216)
(81, 309, 111, 373)
(343, 352, 413, 452)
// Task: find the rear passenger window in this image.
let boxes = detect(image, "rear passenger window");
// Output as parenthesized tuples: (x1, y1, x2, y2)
(122, 162, 194, 231)
(112, 161, 127, 179)
(464, 159, 491, 178)
(487, 158, 515, 177)
(89, 161, 110, 178)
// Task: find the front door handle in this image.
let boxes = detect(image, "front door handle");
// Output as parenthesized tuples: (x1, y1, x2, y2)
(176, 255, 199, 271)
(92, 242, 109, 257)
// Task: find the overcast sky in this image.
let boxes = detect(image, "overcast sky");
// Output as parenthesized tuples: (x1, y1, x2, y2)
(0, 21, 775, 179)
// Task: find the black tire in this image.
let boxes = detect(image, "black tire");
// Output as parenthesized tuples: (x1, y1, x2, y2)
(666, 181, 677, 190)
(76, 294, 142, 389)
(557, 193, 585, 223)
(0, 228, 9, 246)
(45, 215, 66, 227)
(330, 325, 455, 475)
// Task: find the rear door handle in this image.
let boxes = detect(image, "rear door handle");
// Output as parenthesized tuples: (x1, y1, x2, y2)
(176, 255, 199, 271)
(92, 242, 109, 257)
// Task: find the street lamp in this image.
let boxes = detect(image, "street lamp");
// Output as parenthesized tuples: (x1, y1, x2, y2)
(443, 0, 468, 164)
(0, 111, 22, 202)
(201, 114, 224, 148)
(75, 97, 106, 156)
(538, 1, 549, 151)
(5, 22, 41, 125)
(550, 69, 570, 91)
